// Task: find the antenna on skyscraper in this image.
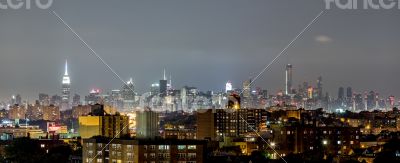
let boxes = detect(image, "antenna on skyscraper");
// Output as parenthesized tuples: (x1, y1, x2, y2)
(169, 74, 172, 88)
(128, 77, 133, 85)
(65, 60, 68, 76)
(163, 68, 166, 80)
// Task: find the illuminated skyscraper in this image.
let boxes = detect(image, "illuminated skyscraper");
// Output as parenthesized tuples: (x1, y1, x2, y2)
(136, 108, 159, 139)
(285, 64, 293, 95)
(181, 87, 188, 111)
(338, 87, 345, 100)
(72, 94, 81, 106)
(15, 94, 22, 105)
(242, 79, 252, 108)
(85, 89, 101, 105)
(167, 74, 172, 90)
(346, 87, 353, 99)
(225, 81, 233, 93)
(302, 82, 309, 97)
(110, 90, 123, 109)
(39, 93, 50, 106)
(354, 93, 363, 111)
(388, 95, 395, 108)
(122, 78, 135, 110)
(307, 87, 314, 99)
(11, 94, 22, 106)
(159, 69, 168, 97)
(51, 94, 62, 106)
(151, 83, 160, 96)
(11, 95, 16, 105)
(61, 60, 71, 110)
(367, 91, 376, 110)
(317, 76, 323, 99)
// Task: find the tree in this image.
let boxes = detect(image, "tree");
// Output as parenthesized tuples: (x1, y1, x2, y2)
(374, 138, 400, 163)
(250, 151, 269, 163)
(42, 145, 73, 163)
(5, 137, 46, 163)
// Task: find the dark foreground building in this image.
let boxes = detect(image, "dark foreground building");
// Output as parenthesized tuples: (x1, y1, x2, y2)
(83, 137, 206, 163)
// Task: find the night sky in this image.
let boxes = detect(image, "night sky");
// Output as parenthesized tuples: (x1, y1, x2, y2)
(0, 0, 399, 101)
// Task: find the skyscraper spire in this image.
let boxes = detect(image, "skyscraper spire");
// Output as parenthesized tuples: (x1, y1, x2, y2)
(62, 60, 70, 84)
(64, 60, 68, 76)
(128, 77, 133, 85)
(61, 59, 71, 110)
(163, 68, 166, 80)
(169, 74, 172, 88)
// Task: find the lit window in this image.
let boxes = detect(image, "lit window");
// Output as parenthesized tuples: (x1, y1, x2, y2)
(158, 145, 170, 150)
(178, 145, 186, 150)
(188, 153, 196, 158)
(188, 145, 196, 150)
(178, 153, 186, 158)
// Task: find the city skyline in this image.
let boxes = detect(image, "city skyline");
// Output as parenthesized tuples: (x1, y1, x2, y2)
(1, 0, 400, 100)
(0, 59, 399, 103)
(1, 1, 400, 163)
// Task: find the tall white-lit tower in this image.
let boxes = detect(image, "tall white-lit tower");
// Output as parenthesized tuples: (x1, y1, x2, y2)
(242, 79, 252, 108)
(225, 81, 233, 93)
(285, 64, 293, 95)
(61, 60, 71, 110)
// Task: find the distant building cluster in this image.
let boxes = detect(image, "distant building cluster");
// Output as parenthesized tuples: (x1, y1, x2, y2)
(0, 61, 399, 162)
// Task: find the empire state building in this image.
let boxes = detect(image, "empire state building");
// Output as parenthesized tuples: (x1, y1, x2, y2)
(61, 60, 71, 110)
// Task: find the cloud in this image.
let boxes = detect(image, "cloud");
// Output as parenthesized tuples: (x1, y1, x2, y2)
(315, 35, 332, 43)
